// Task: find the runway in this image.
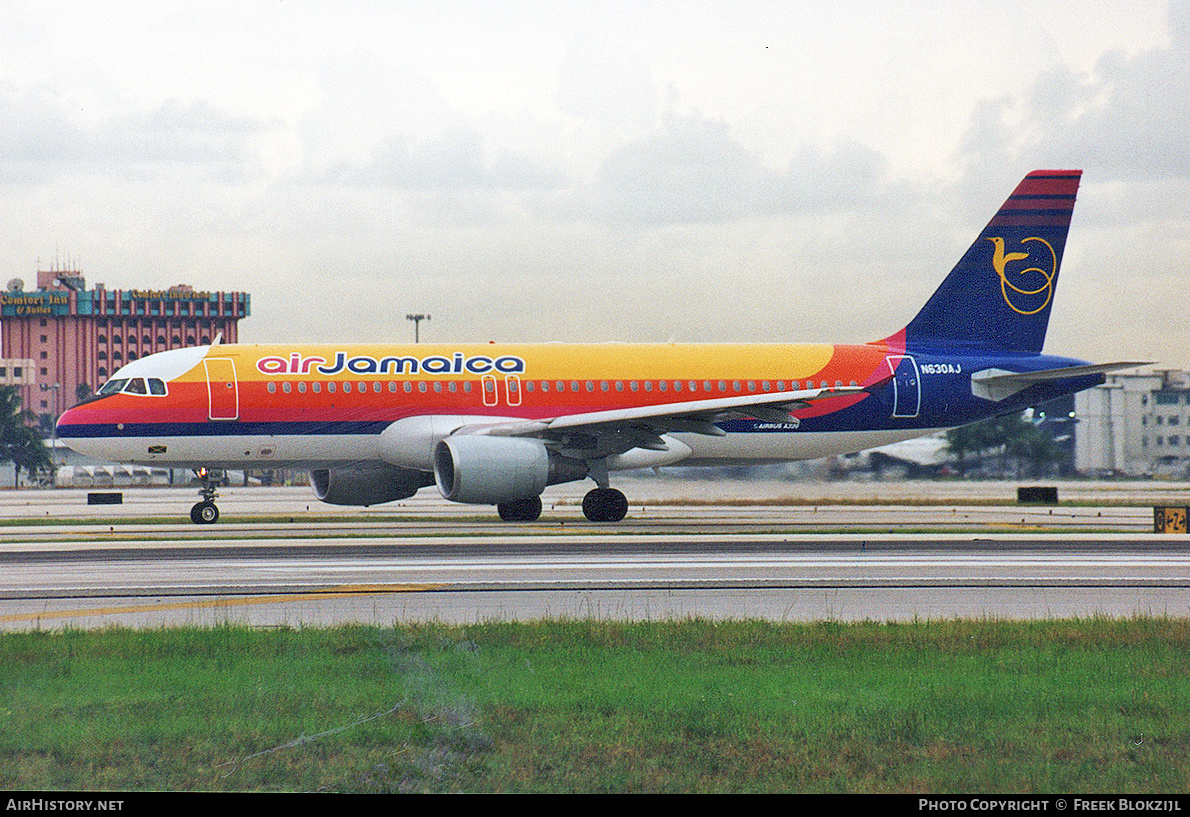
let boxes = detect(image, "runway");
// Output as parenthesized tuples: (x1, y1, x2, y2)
(2, 481, 1189, 628)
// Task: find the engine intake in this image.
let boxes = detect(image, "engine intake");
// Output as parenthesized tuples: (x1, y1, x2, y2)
(434, 436, 587, 504)
(311, 464, 433, 506)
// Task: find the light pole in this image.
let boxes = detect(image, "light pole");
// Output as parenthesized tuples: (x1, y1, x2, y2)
(406, 313, 430, 343)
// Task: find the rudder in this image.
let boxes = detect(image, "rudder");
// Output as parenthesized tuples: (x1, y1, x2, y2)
(903, 169, 1082, 354)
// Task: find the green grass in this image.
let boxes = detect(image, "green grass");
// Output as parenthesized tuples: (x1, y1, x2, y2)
(2, 618, 1189, 792)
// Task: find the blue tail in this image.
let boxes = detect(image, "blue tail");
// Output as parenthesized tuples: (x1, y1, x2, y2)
(904, 170, 1082, 355)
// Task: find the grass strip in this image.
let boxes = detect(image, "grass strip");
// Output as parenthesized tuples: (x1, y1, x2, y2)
(1, 618, 1188, 793)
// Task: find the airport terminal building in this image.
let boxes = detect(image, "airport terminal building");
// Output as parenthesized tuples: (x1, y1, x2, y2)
(1074, 369, 1190, 477)
(1, 266, 250, 429)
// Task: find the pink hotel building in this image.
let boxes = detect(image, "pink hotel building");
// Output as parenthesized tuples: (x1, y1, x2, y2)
(1, 268, 249, 428)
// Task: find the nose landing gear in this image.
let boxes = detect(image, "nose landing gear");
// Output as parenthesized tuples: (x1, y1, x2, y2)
(190, 467, 223, 524)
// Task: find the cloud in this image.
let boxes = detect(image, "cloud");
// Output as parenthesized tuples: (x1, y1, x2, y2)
(556, 111, 888, 225)
(323, 128, 569, 191)
(0, 89, 275, 184)
(958, 1, 1190, 182)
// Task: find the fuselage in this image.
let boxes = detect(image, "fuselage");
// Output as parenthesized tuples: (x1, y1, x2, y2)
(55, 337, 1097, 473)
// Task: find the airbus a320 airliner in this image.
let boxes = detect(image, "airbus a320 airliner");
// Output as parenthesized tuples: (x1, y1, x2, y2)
(57, 170, 1143, 524)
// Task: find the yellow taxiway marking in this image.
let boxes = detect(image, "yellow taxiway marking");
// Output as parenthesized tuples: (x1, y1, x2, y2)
(0, 584, 449, 623)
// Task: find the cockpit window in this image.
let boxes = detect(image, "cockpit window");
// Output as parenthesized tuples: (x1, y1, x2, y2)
(95, 377, 169, 397)
(98, 379, 128, 396)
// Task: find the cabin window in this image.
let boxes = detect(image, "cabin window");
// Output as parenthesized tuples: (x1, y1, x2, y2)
(404, 382, 412, 393)
(283, 382, 292, 394)
(644, 381, 653, 392)
(718, 381, 727, 392)
(571, 381, 580, 392)
(540, 381, 550, 392)
(762, 381, 771, 392)
(313, 382, 321, 394)
(733, 381, 741, 392)
(464, 382, 472, 393)
(657, 381, 667, 392)
(418, 382, 427, 393)
(327, 382, 336, 393)
(448, 382, 457, 393)
(630, 381, 639, 392)
(343, 382, 352, 394)
(747, 381, 756, 392)
(268, 382, 276, 394)
(376, 382, 384, 393)
(600, 381, 608, 392)
(616, 381, 624, 392)
(298, 382, 307, 393)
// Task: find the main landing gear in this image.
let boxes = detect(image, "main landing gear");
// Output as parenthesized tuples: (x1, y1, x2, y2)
(190, 467, 223, 525)
(497, 495, 542, 522)
(582, 487, 628, 522)
(495, 487, 629, 523)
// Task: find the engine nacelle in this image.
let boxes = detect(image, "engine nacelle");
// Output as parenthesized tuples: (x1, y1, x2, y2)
(310, 464, 433, 506)
(434, 436, 588, 504)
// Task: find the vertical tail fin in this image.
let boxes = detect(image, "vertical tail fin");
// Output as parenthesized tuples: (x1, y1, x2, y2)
(902, 170, 1082, 354)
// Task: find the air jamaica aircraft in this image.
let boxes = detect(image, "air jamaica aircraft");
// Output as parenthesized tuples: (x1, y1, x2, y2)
(56, 170, 1143, 524)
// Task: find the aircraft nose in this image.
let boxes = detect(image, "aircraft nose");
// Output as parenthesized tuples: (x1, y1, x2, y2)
(55, 404, 91, 440)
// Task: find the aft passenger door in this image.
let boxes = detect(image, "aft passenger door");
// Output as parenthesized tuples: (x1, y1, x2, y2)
(885, 355, 920, 418)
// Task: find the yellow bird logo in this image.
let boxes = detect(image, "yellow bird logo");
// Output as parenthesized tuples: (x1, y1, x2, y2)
(986, 236, 1057, 315)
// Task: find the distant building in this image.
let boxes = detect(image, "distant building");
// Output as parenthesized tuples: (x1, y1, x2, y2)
(1074, 369, 1190, 476)
(0, 358, 34, 387)
(1, 266, 250, 428)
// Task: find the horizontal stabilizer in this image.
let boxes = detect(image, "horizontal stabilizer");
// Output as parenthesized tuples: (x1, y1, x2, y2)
(971, 362, 1151, 402)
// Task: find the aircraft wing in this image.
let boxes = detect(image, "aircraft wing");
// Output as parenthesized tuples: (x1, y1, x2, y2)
(452, 385, 867, 456)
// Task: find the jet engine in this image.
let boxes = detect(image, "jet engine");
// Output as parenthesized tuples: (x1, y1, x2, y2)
(310, 464, 434, 506)
(434, 436, 588, 504)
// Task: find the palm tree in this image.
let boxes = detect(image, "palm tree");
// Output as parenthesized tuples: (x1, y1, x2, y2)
(0, 385, 51, 487)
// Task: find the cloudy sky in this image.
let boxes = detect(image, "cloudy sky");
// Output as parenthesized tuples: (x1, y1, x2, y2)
(2, 1, 1186, 365)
